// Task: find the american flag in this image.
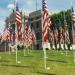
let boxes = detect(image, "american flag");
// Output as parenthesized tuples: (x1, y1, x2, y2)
(42, 0, 51, 43)
(16, 0, 21, 23)
(50, 31, 55, 48)
(27, 25, 33, 45)
(59, 27, 64, 44)
(22, 31, 28, 46)
(22, 19, 33, 46)
(64, 20, 70, 45)
(54, 29, 58, 45)
(32, 29, 36, 45)
(2, 29, 10, 41)
(15, 1, 22, 41)
(72, 6, 75, 45)
(65, 30, 70, 45)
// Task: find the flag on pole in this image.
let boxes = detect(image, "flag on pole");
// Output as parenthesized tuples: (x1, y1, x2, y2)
(32, 29, 37, 45)
(54, 28, 58, 49)
(27, 25, 33, 46)
(50, 30, 55, 49)
(59, 27, 64, 44)
(59, 27, 64, 49)
(15, 1, 22, 42)
(22, 18, 32, 46)
(65, 31, 70, 49)
(42, 0, 51, 43)
(63, 19, 70, 50)
(22, 19, 28, 46)
(2, 29, 10, 41)
(42, 0, 51, 69)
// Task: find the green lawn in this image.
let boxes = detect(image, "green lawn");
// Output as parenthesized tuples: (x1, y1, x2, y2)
(0, 50, 75, 75)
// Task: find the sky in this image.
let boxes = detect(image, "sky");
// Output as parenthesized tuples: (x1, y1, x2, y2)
(0, 0, 75, 34)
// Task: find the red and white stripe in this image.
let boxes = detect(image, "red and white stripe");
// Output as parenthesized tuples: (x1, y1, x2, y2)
(50, 31, 54, 47)
(60, 28, 64, 44)
(72, 11, 75, 44)
(16, 10, 22, 24)
(73, 32, 75, 44)
(2, 29, 10, 41)
(32, 30, 36, 45)
(42, 0, 51, 42)
(22, 19, 33, 46)
(65, 31, 70, 45)
(54, 29, 58, 44)
(15, 5, 22, 42)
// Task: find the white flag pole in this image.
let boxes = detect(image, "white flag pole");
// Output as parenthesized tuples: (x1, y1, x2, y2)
(23, 12, 26, 56)
(8, 43, 10, 55)
(5, 41, 7, 53)
(8, 22, 11, 55)
(15, 0, 18, 63)
(41, 0, 50, 70)
(15, 22, 18, 63)
(23, 46, 26, 56)
(41, 9, 47, 69)
(43, 47, 47, 69)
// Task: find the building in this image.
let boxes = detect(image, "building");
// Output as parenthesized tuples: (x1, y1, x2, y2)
(29, 10, 42, 49)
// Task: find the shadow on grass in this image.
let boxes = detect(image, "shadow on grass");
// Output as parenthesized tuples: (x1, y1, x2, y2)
(37, 72, 56, 75)
(24, 55, 34, 57)
(0, 60, 9, 62)
(47, 59, 67, 63)
(1, 64, 34, 68)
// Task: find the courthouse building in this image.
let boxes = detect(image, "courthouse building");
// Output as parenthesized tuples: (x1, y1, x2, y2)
(29, 10, 42, 49)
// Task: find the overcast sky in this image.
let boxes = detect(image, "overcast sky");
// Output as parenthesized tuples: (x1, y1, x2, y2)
(0, 0, 75, 34)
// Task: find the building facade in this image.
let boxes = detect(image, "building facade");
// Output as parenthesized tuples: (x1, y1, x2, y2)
(29, 10, 42, 49)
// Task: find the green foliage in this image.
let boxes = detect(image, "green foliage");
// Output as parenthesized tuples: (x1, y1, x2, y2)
(51, 9, 72, 29)
(50, 9, 73, 44)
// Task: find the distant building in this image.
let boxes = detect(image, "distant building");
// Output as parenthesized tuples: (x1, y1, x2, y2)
(29, 10, 42, 49)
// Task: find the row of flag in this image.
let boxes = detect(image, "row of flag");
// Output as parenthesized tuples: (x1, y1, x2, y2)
(1, 0, 75, 50)
(1, 1, 36, 48)
(49, 25, 70, 49)
(72, 6, 75, 47)
(42, 0, 75, 50)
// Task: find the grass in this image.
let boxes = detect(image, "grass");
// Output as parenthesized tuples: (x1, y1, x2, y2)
(0, 50, 75, 75)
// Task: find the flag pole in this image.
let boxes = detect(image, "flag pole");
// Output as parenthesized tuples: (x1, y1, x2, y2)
(5, 41, 7, 53)
(23, 46, 26, 56)
(41, 9, 46, 69)
(43, 47, 47, 69)
(15, 22, 18, 63)
(41, 10, 46, 69)
(42, 0, 51, 70)
(8, 22, 11, 55)
(8, 43, 11, 55)
(15, 0, 18, 63)
(41, 9, 47, 70)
